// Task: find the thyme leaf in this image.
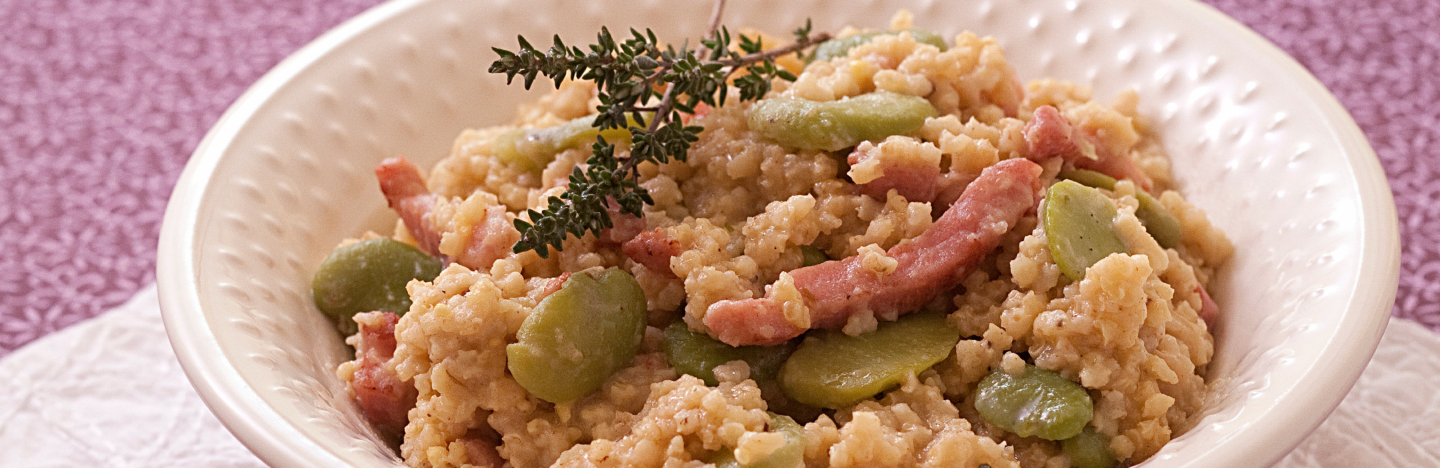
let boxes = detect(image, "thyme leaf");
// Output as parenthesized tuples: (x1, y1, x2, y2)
(490, 3, 831, 257)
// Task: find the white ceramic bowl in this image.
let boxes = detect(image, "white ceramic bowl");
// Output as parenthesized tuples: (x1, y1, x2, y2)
(157, 0, 1400, 466)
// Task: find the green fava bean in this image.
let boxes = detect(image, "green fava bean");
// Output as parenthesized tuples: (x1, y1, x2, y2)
(1044, 179, 1130, 281)
(506, 269, 647, 403)
(974, 364, 1093, 441)
(809, 29, 949, 63)
(312, 237, 442, 335)
(1054, 169, 1119, 191)
(489, 128, 536, 171)
(779, 311, 960, 409)
(1063, 426, 1118, 468)
(1059, 169, 1183, 249)
(799, 245, 830, 267)
(662, 321, 793, 387)
(492, 114, 635, 172)
(707, 413, 806, 468)
(748, 91, 937, 151)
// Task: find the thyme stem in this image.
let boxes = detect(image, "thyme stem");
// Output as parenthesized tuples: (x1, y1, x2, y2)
(489, 3, 831, 257)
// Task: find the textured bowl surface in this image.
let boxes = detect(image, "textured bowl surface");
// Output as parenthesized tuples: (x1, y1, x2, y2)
(157, 0, 1400, 467)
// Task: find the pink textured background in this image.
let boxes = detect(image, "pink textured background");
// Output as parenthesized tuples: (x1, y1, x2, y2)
(0, 0, 1435, 356)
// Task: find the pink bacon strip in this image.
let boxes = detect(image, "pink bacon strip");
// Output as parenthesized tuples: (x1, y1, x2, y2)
(459, 204, 522, 270)
(847, 143, 941, 203)
(703, 158, 1043, 346)
(376, 157, 519, 271)
(1196, 285, 1219, 330)
(622, 228, 682, 277)
(351, 312, 416, 439)
(1024, 105, 1154, 192)
(376, 157, 443, 255)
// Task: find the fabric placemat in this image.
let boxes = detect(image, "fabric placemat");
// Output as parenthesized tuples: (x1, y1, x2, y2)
(0, 285, 1435, 467)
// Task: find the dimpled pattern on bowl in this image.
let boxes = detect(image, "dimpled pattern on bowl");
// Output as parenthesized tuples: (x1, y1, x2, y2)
(157, 0, 1396, 467)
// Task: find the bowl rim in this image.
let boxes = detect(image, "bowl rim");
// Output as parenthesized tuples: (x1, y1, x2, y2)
(157, 0, 426, 465)
(156, 0, 1402, 467)
(1168, 3, 1399, 466)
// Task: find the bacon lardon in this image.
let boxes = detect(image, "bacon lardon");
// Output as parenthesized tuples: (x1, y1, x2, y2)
(1024, 105, 1154, 192)
(703, 158, 1043, 346)
(350, 311, 416, 439)
(376, 157, 443, 255)
(376, 157, 519, 271)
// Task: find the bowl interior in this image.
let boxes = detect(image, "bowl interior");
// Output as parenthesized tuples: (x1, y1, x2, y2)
(158, 0, 1399, 467)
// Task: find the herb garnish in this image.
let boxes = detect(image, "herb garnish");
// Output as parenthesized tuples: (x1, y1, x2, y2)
(489, 1, 831, 257)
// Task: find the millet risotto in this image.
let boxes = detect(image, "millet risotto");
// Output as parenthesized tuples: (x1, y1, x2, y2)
(317, 12, 1233, 468)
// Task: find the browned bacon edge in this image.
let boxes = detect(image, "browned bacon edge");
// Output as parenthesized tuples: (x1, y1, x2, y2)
(621, 229, 682, 278)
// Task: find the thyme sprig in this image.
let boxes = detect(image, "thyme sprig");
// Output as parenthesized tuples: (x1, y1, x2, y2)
(490, 9, 830, 258)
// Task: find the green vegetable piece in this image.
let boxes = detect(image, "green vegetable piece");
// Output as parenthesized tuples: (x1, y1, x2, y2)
(506, 269, 647, 403)
(1063, 426, 1118, 468)
(1055, 169, 1118, 190)
(779, 311, 960, 409)
(748, 91, 937, 151)
(799, 245, 830, 267)
(490, 128, 536, 171)
(761, 413, 807, 468)
(707, 413, 806, 468)
(809, 29, 949, 63)
(312, 237, 442, 335)
(662, 321, 794, 386)
(1058, 169, 1184, 249)
(974, 364, 1093, 441)
(492, 114, 635, 172)
(1044, 180, 1130, 281)
(1133, 195, 1182, 249)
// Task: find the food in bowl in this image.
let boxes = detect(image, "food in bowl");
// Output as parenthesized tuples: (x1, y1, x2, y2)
(319, 11, 1232, 468)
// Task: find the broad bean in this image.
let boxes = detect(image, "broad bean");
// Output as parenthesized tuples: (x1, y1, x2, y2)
(809, 29, 949, 63)
(779, 311, 960, 409)
(748, 91, 937, 151)
(311, 237, 442, 335)
(1059, 169, 1183, 248)
(974, 364, 1093, 441)
(661, 321, 793, 387)
(492, 114, 634, 171)
(799, 245, 830, 267)
(1063, 426, 1118, 468)
(506, 269, 647, 403)
(708, 413, 805, 468)
(1044, 179, 1130, 281)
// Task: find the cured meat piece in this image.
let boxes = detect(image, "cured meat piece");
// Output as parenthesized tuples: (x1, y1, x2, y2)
(1024, 105, 1154, 192)
(621, 229, 681, 277)
(599, 203, 647, 245)
(533, 272, 573, 301)
(376, 157, 442, 255)
(457, 427, 505, 468)
(704, 158, 1043, 346)
(376, 157, 519, 271)
(1196, 285, 1219, 330)
(455, 205, 521, 271)
(350, 311, 416, 439)
(847, 140, 941, 203)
